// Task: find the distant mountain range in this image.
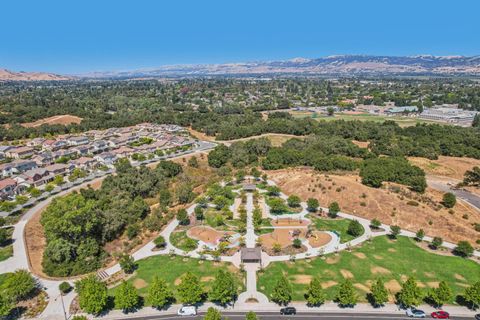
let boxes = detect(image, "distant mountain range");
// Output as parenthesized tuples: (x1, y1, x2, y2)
(0, 68, 70, 81)
(83, 55, 480, 78)
(2, 55, 480, 81)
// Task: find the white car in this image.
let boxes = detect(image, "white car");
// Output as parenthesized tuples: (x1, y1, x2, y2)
(406, 308, 426, 318)
(177, 306, 197, 316)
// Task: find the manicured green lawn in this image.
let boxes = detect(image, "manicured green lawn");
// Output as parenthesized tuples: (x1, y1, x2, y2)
(257, 236, 480, 303)
(311, 217, 362, 243)
(109, 255, 244, 303)
(0, 227, 14, 262)
(170, 230, 198, 252)
(0, 246, 13, 262)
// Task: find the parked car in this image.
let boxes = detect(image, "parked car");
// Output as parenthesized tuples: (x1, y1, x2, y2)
(177, 306, 197, 316)
(280, 307, 296, 315)
(406, 308, 426, 318)
(431, 311, 449, 319)
(475, 314, 480, 320)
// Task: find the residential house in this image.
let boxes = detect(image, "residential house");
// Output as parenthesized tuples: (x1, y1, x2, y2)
(0, 146, 13, 158)
(52, 149, 77, 161)
(17, 168, 54, 187)
(5, 146, 34, 159)
(0, 160, 37, 177)
(72, 145, 90, 156)
(67, 136, 89, 146)
(0, 178, 17, 199)
(70, 157, 97, 170)
(42, 139, 68, 151)
(111, 146, 134, 158)
(94, 152, 117, 167)
(90, 140, 109, 154)
(45, 163, 73, 176)
(32, 153, 54, 167)
(26, 138, 46, 148)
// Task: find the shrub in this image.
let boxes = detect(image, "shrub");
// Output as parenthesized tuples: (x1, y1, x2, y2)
(59, 281, 72, 294)
(454, 241, 474, 257)
(347, 220, 363, 237)
(287, 195, 301, 208)
(430, 237, 443, 249)
(328, 202, 340, 218)
(153, 235, 166, 248)
(119, 255, 137, 274)
(292, 238, 302, 248)
(389, 225, 401, 239)
(370, 218, 381, 229)
(442, 192, 456, 208)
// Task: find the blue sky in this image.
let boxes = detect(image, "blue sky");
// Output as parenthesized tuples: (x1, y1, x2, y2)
(1, 0, 479, 74)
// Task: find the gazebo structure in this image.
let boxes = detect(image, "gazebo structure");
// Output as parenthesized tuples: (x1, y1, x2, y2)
(240, 247, 262, 263)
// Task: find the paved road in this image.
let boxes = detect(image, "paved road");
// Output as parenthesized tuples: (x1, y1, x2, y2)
(113, 311, 476, 320)
(427, 178, 480, 211)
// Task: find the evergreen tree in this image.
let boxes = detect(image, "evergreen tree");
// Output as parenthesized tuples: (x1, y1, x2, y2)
(75, 275, 108, 315)
(177, 272, 203, 305)
(415, 229, 425, 242)
(147, 276, 174, 309)
(305, 276, 326, 306)
(306, 198, 319, 212)
(271, 275, 293, 305)
(115, 281, 139, 312)
(328, 202, 340, 218)
(203, 307, 222, 320)
(369, 278, 388, 307)
(454, 241, 474, 257)
(397, 277, 423, 307)
(428, 281, 452, 307)
(389, 225, 401, 239)
(209, 269, 237, 305)
(463, 281, 480, 309)
(347, 220, 363, 237)
(335, 279, 357, 307)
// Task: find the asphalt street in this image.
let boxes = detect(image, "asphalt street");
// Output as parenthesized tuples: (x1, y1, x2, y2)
(121, 311, 476, 320)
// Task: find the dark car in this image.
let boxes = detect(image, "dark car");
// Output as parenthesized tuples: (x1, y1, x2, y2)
(431, 311, 449, 319)
(475, 314, 480, 320)
(280, 307, 296, 315)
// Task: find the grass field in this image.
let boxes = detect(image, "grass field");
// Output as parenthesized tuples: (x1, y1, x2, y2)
(290, 112, 441, 127)
(257, 236, 480, 303)
(170, 230, 198, 252)
(310, 217, 362, 243)
(0, 227, 14, 262)
(109, 255, 244, 303)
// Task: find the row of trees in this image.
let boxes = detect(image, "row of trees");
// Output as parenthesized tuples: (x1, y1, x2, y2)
(270, 274, 480, 309)
(75, 270, 238, 315)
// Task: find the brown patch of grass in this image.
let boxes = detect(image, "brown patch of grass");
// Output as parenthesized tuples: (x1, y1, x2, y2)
(340, 269, 354, 279)
(133, 279, 147, 289)
(294, 275, 313, 284)
(21, 115, 82, 128)
(321, 281, 338, 289)
(385, 279, 402, 292)
(371, 266, 391, 275)
(353, 252, 366, 259)
(354, 283, 370, 292)
(267, 167, 480, 243)
(325, 255, 340, 265)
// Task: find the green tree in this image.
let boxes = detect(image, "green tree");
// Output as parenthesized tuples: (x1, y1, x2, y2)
(442, 192, 456, 208)
(271, 275, 292, 305)
(454, 241, 474, 257)
(370, 218, 381, 229)
(431, 237, 443, 249)
(203, 307, 222, 320)
(428, 281, 452, 307)
(209, 269, 237, 305)
(287, 195, 301, 207)
(266, 185, 281, 196)
(177, 208, 190, 225)
(147, 276, 174, 309)
(415, 229, 425, 242)
(328, 202, 340, 218)
(3, 269, 37, 302)
(463, 281, 480, 309)
(335, 279, 357, 307)
(246, 311, 258, 320)
(119, 254, 137, 274)
(389, 225, 401, 239)
(188, 156, 199, 168)
(268, 198, 288, 215)
(154, 235, 166, 248)
(397, 276, 423, 307)
(75, 275, 108, 315)
(115, 281, 139, 312)
(347, 220, 363, 237)
(158, 189, 172, 208)
(306, 198, 319, 212)
(305, 276, 326, 306)
(177, 272, 203, 305)
(369, 278, 388, 307)
(327, 106, 335, 116)
(195, 206, 205, 220)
